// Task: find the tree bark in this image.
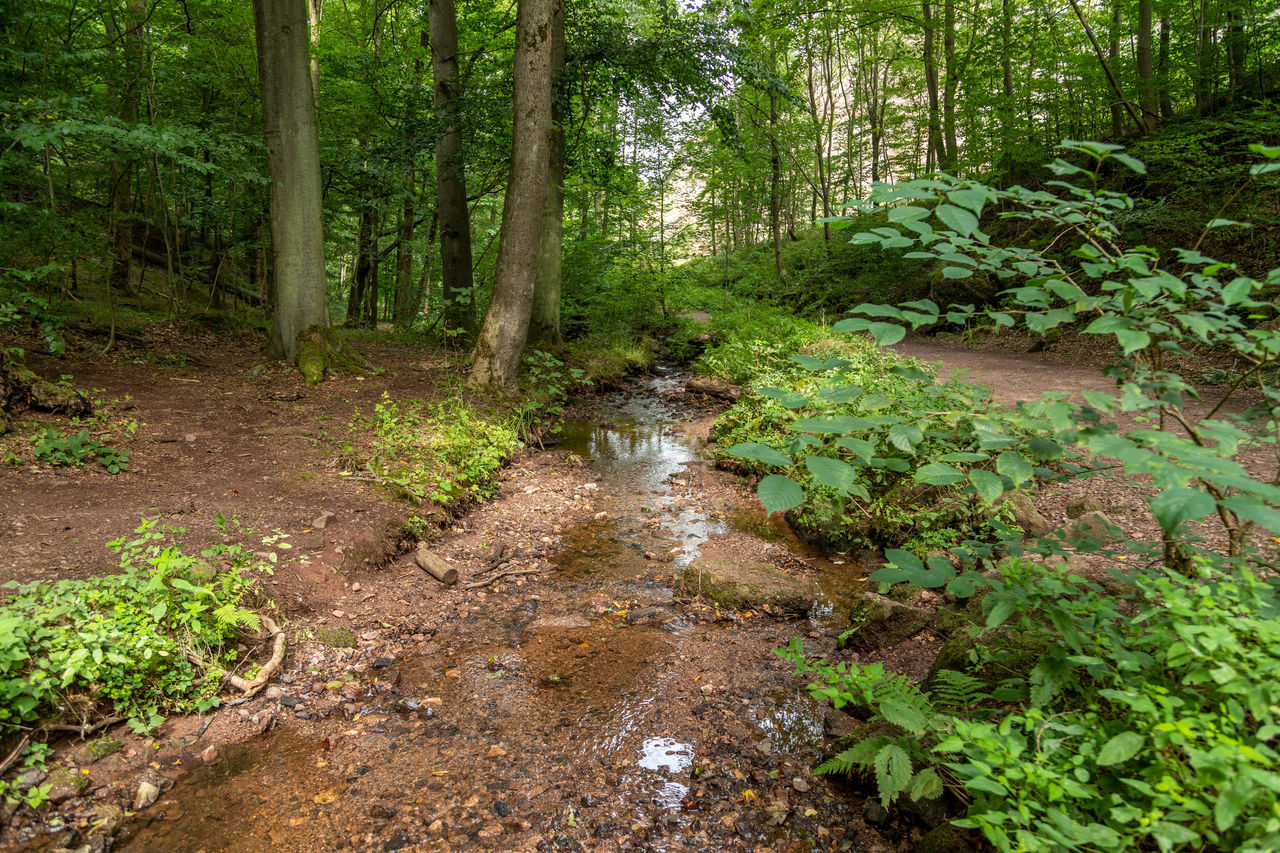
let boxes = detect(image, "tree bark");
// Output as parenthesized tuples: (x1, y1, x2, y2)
(1137, 0, 1158, 132)
(940, 0, 958, 169)
(1157, 15, 1173, 118)
(1109, 0, 1124, 137)
(921, 0, 943, 171)
(529, 0, 566, 350)
(254, 0, 330, 362)
(1067, 0, 1145, 133)
(468, 0, 558, 393)
(429, 0, 477, 339)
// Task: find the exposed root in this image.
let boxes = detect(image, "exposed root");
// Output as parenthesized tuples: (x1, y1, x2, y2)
(225, 616, 285, 698)
(0, 734, 31, 776)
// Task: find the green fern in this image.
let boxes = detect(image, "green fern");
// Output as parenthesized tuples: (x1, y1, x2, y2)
(814, 734, 894, 776)
(213, 603, 261, 633)
(928, 669, 990, 711)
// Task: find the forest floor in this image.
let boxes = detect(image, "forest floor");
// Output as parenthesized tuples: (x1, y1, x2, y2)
(0, 326, 1270, 853)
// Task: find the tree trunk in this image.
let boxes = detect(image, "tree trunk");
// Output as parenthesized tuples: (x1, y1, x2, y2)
(254, 0, 330, 362)
(1137, 0, 1158, 132)
(307, 0, 322, 96)
(107, 0, 146, 293)
(1195, 0, 1212, 111)
(429, 0, 477, 339)
(922, 0, 943, 171)
(1157, 15, 1173, 118)
(1109, 0, 1124, 137)
(529, 0, 566, 349)
(1000, 0, 1015, 163)
(469, 0, 558, 393)
(1225, 7, 1245, 101)
(941, 0, 958, 169)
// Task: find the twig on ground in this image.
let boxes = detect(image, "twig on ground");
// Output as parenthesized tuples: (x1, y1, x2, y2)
(463, 567, 544, 589)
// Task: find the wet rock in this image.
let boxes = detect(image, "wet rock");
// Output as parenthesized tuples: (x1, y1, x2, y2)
(840, 592, 931, 651)
(16, 767, 47, 790)
(625, 606, 672, 625)
(862, 800, 892, 829)
(281, 695, 300, 709)
(382, 832, 411, 850)
(46, 766, 89, 804)
(680, 557, 817, 614)
(1005, 492, 1053, 536)
(494, 800, 510, 817)
(822, 709, 860, 738)
(201, 746, 219, 764)
(135, 780, 160, 810)
(91, 803, 124, 837)
(372, 656, 393, 669)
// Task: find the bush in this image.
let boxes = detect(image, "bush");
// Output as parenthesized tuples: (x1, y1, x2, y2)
(0, 519, 265, 737)
(347, 394, 522, 509)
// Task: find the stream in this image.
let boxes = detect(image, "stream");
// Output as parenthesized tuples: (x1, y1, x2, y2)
(118, 371, 868, 852)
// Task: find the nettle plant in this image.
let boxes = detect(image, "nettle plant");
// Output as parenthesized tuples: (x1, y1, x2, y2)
(769, 144, 1280, 851)
(741, 140, 1280, 589)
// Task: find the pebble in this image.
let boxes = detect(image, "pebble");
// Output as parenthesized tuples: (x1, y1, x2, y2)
(201, 746, 220, 764)
(351, 582, 361, 592)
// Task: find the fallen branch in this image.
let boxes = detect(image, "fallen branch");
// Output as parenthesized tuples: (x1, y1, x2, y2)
(45, 716, 123, 738)
(0, 734, 31, 777)
(463, 567, 544, 590)
(414, 545, 459, 586)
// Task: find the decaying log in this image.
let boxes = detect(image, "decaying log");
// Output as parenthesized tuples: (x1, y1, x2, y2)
(414, 545, 459, 585)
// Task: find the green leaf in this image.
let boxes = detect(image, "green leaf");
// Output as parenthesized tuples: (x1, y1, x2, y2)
(1215, 780, 1252, 832)
(1109, 152, 1147, 175)
(909, 768, 944, 802)
(935, 204, 978, 237)
(986, 598, 1015, 629)
(1096, 731, 1144, 766)
(888, 424, 923, 452)
(1115, 328, 1151, 354)
(868, 322, 906, 346)
(758, 475, 804, 516)
(996, 452, 1034, 486)
(947, 187, 987, 215)
(968, 469, 1006, 505)
(758, 387, 810, 409)
(1150, 487, 1216, 531)
(879, 700, 928, 735)
(888, 204, 930, 222)
(942, 266, 973, 279)
(805, 456, 861, 494)
(915, 462, 966, 486)
(873, 744, 913, 804)
(727, 443, 792, 468)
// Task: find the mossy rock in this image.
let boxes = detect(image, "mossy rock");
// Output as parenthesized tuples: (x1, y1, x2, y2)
(72, 736, 123, 766)
(317, 625, 356, 648)
(680, 557, 816, 614)
(294, 325, 370, 385)
(916, 823, 978, 853)
(840, 592, 931, 652)
(1, 357, 91, 424)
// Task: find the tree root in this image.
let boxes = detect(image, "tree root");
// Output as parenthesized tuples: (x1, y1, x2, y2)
(463, 567, 544, 589)
(187, 615, 286, 699)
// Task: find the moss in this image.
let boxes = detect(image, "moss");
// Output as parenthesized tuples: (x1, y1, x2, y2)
(293, 325, 369, 385)
(317, 625, 356, 648)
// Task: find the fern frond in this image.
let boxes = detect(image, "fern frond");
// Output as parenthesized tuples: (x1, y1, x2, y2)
(929, 669, 990, 711)
(814, 735, 892, 776)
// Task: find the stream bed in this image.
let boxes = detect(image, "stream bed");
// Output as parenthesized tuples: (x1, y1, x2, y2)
(118, 372, 870, 852)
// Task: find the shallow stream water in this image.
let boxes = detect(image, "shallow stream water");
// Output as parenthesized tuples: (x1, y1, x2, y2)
(119, 372, 864, 852)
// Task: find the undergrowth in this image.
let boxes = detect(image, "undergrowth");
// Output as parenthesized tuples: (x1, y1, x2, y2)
(345, 394, 522, 509)
(0, 518, 268, 743)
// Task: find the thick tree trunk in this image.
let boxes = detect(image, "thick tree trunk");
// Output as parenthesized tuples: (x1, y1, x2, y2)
(429, 0, 477, 339)
(469, 0, 558, 393)
(254, 0, 330, 362)
(393, 182, 416, 327)
(107, 0, 146, 293)
(1137, 0, 1158, 132)
(1109, 0, 1124, 137)
(529, 0, 566, 350)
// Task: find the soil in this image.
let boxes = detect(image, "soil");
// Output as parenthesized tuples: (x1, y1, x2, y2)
(0, 326, 1271, 852)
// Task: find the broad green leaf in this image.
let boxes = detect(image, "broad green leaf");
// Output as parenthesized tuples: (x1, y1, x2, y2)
(1150, 487, 1216, 531)
(874, 744, 914, 804)
(879, 699, 928, 735)
(758, 387, 810, 409)
(935, 204, 978, 237)
(727, 443, 792, 467)
(947, 187, 987, 215)
(915, 462, 966, 486)
(888, 424, 923, 452)
(888, 204, 930, 222)
(908, 768, 944, 802)
(805, 456, 861, 494)
(1115, 328, 1151, 354)
(942, 266, 973, 279)
(790, 416, 869, 434)
(867, 322, 906, 345)
(1110, 153, 1147, 175)
(995, 452, 1034, 486)
(1097, 731, 1144, 766)
(1215, 780, 1252, 832)
(969, 469, 1006, 505)
(758, 475, 804, 516)
(837, 437, 876, 459)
